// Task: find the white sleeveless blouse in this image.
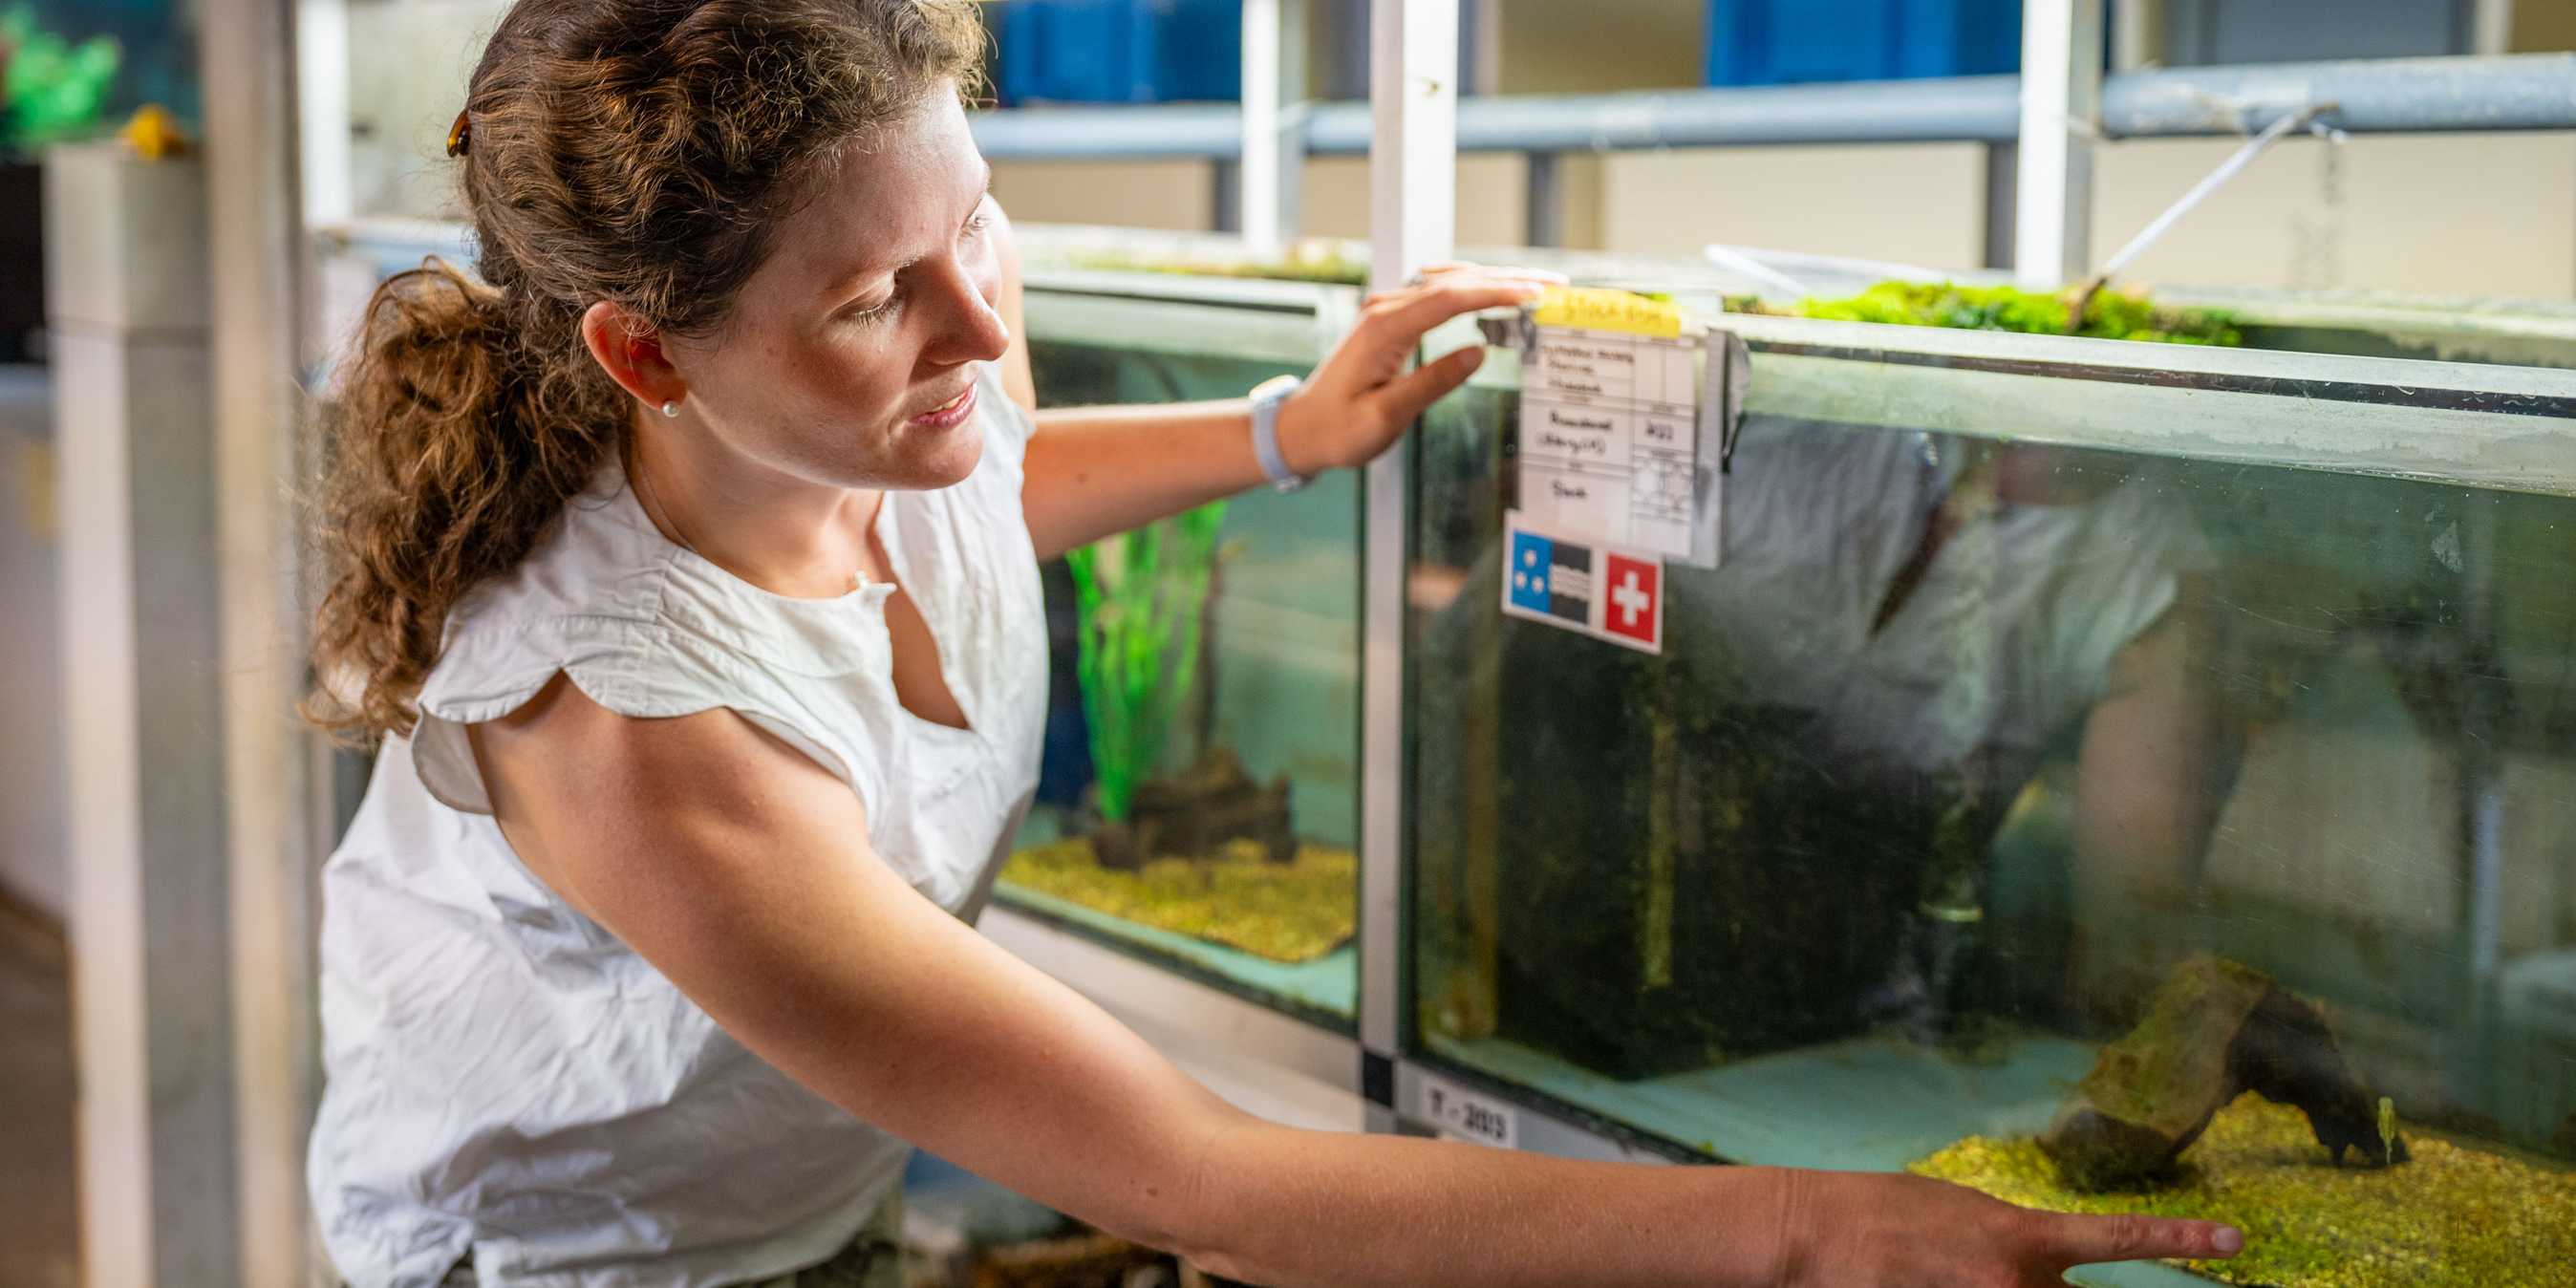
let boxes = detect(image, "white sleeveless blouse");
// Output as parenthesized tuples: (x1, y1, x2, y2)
(309, 361, 1048, 1287)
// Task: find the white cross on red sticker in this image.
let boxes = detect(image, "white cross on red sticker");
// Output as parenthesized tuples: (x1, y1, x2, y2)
(1603, 553, 1661, 648)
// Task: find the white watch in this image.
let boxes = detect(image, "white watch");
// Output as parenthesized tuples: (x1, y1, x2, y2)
(1249, 374, 1310, 494)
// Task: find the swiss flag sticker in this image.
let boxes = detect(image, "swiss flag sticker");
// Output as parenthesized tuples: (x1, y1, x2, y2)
(1601, 553, 1661, 649)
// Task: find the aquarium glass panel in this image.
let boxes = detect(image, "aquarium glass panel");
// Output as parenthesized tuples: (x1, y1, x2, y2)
(1407, 320, 2576, 1287)
(1003, 281, 1362, 1027)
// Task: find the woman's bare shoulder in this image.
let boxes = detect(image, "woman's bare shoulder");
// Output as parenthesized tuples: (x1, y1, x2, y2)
(467, 670, 863, 910)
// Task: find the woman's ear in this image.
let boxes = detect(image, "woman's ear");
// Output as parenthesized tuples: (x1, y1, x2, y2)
(579, 300, 686, 409)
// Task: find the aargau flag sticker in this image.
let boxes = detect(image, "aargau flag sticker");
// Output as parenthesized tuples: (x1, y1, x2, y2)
(1501, 509, 1664, 655)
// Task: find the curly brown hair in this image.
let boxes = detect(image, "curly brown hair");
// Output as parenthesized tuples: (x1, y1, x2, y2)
(307, 0, 986, 741)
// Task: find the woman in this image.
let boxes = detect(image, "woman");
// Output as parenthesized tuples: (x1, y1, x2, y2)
(304, 2, 2245, 1284)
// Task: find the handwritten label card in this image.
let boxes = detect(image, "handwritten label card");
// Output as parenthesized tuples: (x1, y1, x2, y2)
(1516, 289, 1702, 560)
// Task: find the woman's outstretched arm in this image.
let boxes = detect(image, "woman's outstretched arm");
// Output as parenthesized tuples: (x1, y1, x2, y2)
(1017, 264, 1557, 561)
(468, 674, 2241, 1288)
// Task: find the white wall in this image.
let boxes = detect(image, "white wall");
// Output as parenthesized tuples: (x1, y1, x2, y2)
(343, 0, 502, 221)
(1299, 153, 1533, 246)
(991, 160, 1218, 234)
(2091, 132, 2576, 299)
(1599, 143, 1993, 272)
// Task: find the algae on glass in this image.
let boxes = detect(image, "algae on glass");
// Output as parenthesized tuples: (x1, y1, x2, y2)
(1489, 634, 1938, 1075)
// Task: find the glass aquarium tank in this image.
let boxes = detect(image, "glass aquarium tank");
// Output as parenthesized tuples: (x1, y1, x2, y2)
(1405, 300, 2576, 1286)
(1004, 272, 1363, 1026)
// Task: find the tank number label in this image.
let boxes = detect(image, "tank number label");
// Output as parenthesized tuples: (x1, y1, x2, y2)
(1422, 1077, 1519, 1149)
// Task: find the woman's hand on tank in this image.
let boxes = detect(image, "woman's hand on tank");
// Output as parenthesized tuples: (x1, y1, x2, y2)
(1774, 1170, 2242, 1288)
(1274, 263, 1564, 475)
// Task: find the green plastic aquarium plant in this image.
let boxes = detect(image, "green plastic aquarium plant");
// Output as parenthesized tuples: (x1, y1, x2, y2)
(1065, 502, 1230, 823)
(1, 7, 122, 156)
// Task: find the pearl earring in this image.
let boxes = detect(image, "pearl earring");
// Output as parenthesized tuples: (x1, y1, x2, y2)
(660, 399, 681, 419)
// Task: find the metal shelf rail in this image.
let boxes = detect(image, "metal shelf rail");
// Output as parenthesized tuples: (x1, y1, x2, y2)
(973, 52, 2576, 161)
(973, 0, 2576, 269)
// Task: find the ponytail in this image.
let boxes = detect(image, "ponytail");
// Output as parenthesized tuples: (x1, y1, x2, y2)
(304, 258, 621, 741)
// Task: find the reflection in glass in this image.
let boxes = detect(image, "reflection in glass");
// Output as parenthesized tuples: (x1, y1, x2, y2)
(999, 335, 1362, 1026)
(1409, 358, 2576, 1285)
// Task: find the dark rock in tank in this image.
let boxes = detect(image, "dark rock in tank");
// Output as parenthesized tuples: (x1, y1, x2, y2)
(1088, 746, 1295, 871)
(2040, 956, 2407, 1191)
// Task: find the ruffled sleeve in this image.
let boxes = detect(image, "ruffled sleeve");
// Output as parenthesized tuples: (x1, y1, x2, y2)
(401, 452, 912, 819)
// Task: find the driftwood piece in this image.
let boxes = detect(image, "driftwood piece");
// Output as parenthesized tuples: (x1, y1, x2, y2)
(2039, 956, 2407, 1191)
(1092, 747, 1295, 871)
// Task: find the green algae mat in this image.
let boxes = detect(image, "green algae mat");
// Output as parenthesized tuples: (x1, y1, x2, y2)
(999, 838, 1357, 963)
(1912, 1092, 2576, 1287)
(1779, 280, 2242, 345)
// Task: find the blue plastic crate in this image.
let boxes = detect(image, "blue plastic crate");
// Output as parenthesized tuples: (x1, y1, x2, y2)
(996, 0, 1241, 106)
(1705, 0, 2021, 87)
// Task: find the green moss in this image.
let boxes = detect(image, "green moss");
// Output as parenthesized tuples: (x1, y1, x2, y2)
(1782, 280, 2243, 346)
(2083, 956, 2272, 1126)
(1068, 262, 2239, 348)
(1916, 1094, 2576, 1288)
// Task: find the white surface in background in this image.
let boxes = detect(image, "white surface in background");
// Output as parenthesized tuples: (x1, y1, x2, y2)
(342, 0, 504, 220)
(2093, 132, 2576, 300)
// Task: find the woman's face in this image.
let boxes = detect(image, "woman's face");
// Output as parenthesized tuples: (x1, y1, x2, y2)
(663, 88, 1008, 493)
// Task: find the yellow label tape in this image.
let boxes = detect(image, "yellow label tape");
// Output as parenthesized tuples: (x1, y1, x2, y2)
(1531, 286, 1684, 339)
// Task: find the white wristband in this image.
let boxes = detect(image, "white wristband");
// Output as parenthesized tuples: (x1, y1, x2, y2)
(1250, 375, 1309, 493)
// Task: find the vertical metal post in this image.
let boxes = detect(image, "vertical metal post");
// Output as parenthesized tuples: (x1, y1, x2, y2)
(1983, 140, 2019, 270)
(2016, 0, 2102, 290)
(2471, 0, 2515, 56)
(1524, 151, 1563, 247)
(1242, 0, 1283, 254)
(296, 0, 352, 228)
(1278, 0, 1310, 246)
(1326, 0, 1370, 100)
(204, 0, 325, 1282)
(54, 142, 237, 1288)
(1464, 0, 1503, 97)
(1211, 158, 1242, 234)
(2111, 0, 2165, 71)
(1360, 0, 1457, 1062)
